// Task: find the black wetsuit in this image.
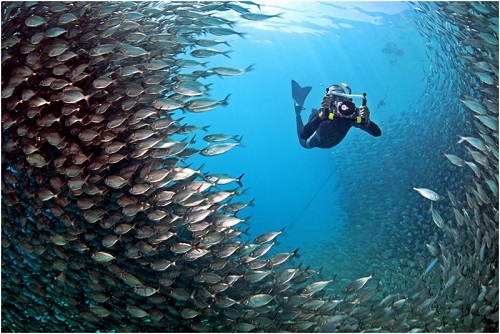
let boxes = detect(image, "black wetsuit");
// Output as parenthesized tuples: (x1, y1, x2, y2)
(296, 109, 381, 149)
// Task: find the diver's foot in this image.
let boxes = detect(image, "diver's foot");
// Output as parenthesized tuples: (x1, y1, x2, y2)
(295, 104, 304, 115)
(291, 80, 312, 107)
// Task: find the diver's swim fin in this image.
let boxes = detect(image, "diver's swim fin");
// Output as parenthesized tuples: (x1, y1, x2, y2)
(291, 79, 312, 107)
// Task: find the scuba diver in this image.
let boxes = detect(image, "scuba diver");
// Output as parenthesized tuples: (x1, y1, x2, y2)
(292, 80, 381, 149)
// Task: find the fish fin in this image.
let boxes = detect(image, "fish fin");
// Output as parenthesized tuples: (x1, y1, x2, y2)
(241, 227, 251, 235)
(236, 173, 245, 187)
(312, 266, 324, 280)
(279, 226, 288, 238)
(236, 136, 245, 148)
(291, 79, 312, 107)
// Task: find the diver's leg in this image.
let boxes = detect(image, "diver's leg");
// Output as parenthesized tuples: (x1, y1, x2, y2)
(295, 108, 310, 148)
(306, 133, 321, 148)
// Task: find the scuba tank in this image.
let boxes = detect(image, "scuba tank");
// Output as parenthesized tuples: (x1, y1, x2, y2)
(326, 83, 366, 123)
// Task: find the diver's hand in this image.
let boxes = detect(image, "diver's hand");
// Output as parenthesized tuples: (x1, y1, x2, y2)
(319, 94, 333, 119)
(321, 94, 333, 110)
(358, 105, 370, 122)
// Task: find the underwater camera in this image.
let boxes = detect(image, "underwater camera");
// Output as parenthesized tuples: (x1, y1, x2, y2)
(326, 83, 366, 123)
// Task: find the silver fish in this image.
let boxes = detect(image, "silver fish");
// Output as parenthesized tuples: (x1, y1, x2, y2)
(429, 203, 444, 228)
(343, 273, 373, 294)
(152, 98, 183, 111)
(304, 279, 333, 294)
(203, 133, 241, 142)
(25, 15, 46, 27)
(185, 94, 230, 113)
(200, 142, 241, 156)
(461, 98, 486, 115)
(240, 12, 282, 21)
(91, 251, 115, 263)
(458, 135, 487, 152)
(443, 151, 465, 167)
(243, 294, 274, 308)
(254, 227, 286, 244)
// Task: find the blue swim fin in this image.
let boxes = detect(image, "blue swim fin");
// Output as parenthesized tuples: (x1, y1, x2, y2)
(291, 80, 312, 107)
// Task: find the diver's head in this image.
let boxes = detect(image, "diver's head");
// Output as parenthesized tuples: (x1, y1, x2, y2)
(327, 84, 346, 103)
(328, 84, 345, 94)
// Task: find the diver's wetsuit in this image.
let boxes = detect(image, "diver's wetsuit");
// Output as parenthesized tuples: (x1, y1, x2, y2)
(296, 110, 381, 149)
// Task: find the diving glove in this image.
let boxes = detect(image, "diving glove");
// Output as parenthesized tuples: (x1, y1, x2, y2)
(358, 105, 370, 123)
(319, 94, 333, 118)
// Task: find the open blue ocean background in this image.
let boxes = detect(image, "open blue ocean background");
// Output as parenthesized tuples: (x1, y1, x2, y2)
(185, 2, 428, 251)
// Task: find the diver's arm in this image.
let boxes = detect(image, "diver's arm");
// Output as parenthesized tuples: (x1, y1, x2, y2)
(300, 112, 324, 139)
(355, 120, 381, 137)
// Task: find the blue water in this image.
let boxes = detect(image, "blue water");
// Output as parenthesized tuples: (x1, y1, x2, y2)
(183, 2, 429, 251)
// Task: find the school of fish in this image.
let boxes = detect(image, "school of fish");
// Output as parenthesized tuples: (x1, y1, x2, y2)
(311, 1, 498, 332)
(1, 1, 498, 333)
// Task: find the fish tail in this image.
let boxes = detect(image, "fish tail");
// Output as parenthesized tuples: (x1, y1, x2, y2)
(280, 226, 288, 238)
(241, 226, 251, 235)
(236, 173, 245, 187)
(236, 187, 248, 196)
